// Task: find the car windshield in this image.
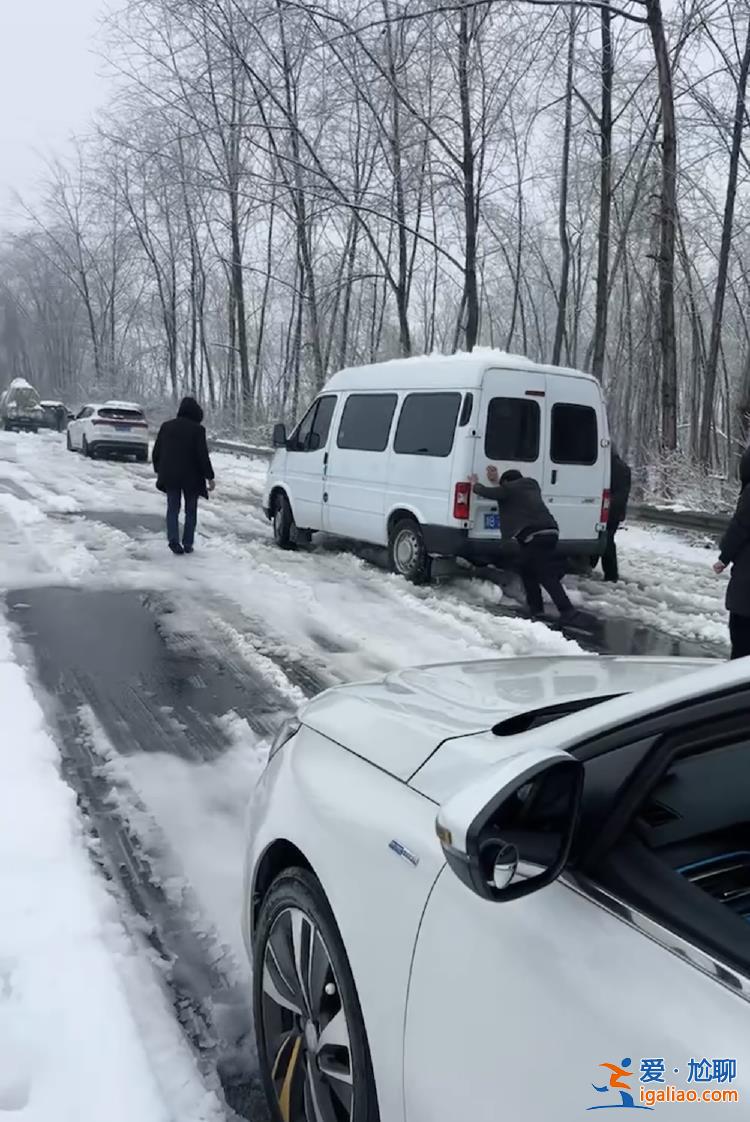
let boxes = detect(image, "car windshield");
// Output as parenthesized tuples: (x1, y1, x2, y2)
(13, 388, 41, 409)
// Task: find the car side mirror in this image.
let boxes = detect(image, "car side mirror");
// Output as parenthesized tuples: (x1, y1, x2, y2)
(436, 747, 583, 903)
(272, 422, 287, 448)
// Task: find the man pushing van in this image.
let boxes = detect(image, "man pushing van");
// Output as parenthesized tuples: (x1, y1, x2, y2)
(470, 465, 577, 624)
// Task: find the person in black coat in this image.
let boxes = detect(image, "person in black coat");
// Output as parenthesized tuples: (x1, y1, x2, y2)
(152, 396, 215, 554)
(601, 449, 632, 582)
(714, 447, 750, 658)
(471, 465, 575, 621)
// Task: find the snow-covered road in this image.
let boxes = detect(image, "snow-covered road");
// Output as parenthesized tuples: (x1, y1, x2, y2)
(0, 429, 730, 1119)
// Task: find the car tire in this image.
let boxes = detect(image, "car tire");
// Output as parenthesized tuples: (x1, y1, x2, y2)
(82, 436, 91, 458)
(388, 517, 432, 584)
(66, 431, 75, 452)
(273, 493, 296, 550)
(253, 868, 380, 1122)
(137, 448, 149, 463)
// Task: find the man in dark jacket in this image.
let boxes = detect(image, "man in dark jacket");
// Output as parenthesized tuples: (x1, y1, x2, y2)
(601, 449, 632, 582)
(152, 396, 215, 555)
(471, 466, 575, 621)
(714, 447, 750, 658)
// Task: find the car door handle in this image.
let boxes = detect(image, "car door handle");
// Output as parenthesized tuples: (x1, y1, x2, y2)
(551, 469, 558, 485)
(323, 492, 328, 503)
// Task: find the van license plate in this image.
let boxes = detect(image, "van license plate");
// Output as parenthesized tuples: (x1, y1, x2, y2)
(483, 512, 500, 531)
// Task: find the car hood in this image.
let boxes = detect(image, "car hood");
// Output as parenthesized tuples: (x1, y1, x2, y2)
(298, 656, 712, 784)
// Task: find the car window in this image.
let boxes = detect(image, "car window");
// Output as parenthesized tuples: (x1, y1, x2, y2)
(551, 404, 598, 465)
(336, 394, 397, 452)
(485, 398, 539, 462)
(310, 396, 336, 449)
(394, 393, 461, 457)
(290, 402, 317, 452)
(98, 408, 145, 421)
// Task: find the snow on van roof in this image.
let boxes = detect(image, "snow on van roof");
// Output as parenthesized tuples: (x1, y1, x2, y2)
(324, 348, 597, 392)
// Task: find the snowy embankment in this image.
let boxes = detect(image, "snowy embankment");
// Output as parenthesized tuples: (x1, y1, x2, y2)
(0, 614, 223, 1121)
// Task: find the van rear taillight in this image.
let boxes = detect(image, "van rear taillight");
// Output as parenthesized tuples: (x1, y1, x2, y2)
(454, 482, 471, 521)
(600, 489, 611, 524)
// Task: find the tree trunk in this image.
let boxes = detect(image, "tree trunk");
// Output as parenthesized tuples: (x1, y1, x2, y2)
(699, 12, 750, 464)
(458, 2, 479, 351)
(591, 2, 613, 382)
(552, 9, 576, 366)
(645, 0, 678, 452)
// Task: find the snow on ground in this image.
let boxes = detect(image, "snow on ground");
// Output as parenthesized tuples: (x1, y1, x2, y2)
(0, 427, 731, 1115)
(568, 523, 729, 649)
(0, 612, 224, 1122)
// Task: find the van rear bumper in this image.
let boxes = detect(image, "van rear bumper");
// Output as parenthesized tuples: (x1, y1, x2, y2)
(422, 525, 605, 561)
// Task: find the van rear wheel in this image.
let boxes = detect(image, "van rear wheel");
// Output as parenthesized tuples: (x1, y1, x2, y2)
(389, 518, 432, 584)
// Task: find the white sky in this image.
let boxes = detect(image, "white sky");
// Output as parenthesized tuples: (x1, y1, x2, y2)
(0, 0, 109, 218)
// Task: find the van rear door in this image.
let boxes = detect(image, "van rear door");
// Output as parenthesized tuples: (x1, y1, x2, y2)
(469, 368, 546, 541)
(543, 376, 606, 544)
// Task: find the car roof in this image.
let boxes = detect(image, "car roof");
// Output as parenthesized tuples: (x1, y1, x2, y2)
(299, 655, 718, 785)
(40, 400, 64, 406)
(100, 400, 144, 410)
(323, 348, 598, 393)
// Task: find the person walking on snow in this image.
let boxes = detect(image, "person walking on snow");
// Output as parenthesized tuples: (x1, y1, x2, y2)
(601, 448, 632, 582)
(152, 396, 215, 555)
(471, 465, 577, 623)
(714, 447, 750, 658)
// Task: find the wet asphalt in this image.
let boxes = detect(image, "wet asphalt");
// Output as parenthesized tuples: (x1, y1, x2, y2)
(1, 478, 721, 1119)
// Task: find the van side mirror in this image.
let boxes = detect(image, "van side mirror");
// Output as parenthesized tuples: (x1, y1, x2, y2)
(436, 747, 583, 903)
(272, 422, 287, 448)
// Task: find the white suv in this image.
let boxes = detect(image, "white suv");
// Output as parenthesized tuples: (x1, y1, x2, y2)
(66, 401, 149, 461)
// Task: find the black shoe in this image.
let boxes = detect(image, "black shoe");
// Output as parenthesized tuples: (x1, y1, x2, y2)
(559, 608, 587, 629)
(183, 544, 194, 554)
(168, 541, 184, 555)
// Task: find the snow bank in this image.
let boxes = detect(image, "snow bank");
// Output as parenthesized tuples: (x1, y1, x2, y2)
(0, 614, 224, 1121)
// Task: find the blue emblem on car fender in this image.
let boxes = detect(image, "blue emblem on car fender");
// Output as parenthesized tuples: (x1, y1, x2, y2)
(389, 840, 419, 867)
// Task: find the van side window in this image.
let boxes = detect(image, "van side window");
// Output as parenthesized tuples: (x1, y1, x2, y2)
(310, 396, 336, 449)
(290, 401, 318, 452)
(485, 398, 539, 462)
(337, 394, 397, 452)
(394, 392, 461, 457)
(458, 393, 473, 427)
(551, 404, 598, 465)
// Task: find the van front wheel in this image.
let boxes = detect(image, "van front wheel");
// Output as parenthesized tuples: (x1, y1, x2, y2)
(389, 518, 432, 584)
(273, 493, 295, 550)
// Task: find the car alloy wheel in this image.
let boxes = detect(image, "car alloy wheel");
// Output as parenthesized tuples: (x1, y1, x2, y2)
(260, 905, 353, 1121)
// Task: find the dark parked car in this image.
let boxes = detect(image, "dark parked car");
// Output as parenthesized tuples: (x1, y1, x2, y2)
(39, 401, 68, 432)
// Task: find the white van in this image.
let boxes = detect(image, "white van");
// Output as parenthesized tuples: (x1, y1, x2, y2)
(263, 350, 611, 581)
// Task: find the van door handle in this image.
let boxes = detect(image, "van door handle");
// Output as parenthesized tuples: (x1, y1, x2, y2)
(551, 469, 558, 485)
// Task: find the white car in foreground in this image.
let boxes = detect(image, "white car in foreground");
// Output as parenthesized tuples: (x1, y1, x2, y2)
(243, 655, 750, 1121)
(66, 400, 149, 461)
